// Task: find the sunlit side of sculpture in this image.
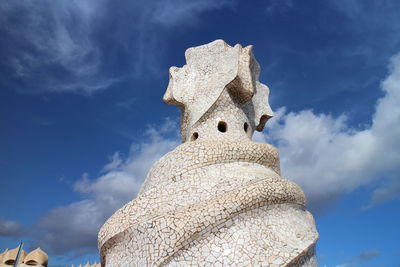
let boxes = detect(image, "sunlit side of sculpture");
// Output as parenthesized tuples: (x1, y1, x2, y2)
(98, 40, 318, 266)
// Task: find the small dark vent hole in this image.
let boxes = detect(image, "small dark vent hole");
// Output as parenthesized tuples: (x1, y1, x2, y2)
(191, 132, 199, 141)
(244, 122, 249, 133)
(217, 121, 227, 132)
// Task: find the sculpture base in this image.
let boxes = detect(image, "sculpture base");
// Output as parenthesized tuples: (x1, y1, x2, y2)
(103, 203, 317, 266)
(99, 142, 318, 266)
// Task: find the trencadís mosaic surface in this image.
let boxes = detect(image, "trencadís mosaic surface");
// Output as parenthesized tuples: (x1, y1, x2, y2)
(98, 40, 318, 267)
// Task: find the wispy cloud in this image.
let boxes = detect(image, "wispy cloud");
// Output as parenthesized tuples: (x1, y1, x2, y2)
(329, 0, 400, 34)
(333, 248, 380, 267)
(0, 0, 233, 94)
(0, 0, 111, 94)
(0, 218, 26, 237)
(358, 249, 380, 260)
(265, 0, 294, 15)
(151, 0, 233, 27)
(365, 178, 400, 209)
(328, 0, 400, 59)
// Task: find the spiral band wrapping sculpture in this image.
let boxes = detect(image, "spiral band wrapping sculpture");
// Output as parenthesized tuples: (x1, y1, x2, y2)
(98, 40, 318, 266)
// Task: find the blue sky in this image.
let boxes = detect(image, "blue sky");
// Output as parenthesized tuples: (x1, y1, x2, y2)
(0, 0, 399, 266)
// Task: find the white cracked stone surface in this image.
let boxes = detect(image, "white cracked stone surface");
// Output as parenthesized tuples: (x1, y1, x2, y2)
(98, 40, 318, 267)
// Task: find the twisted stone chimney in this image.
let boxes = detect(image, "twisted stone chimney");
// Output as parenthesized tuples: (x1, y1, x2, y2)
(98, 40, 318, 267)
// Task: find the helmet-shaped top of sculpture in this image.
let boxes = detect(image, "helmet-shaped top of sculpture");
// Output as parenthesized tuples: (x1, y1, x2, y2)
(1, 246, 27, 265)
(163, 39, 273, 142)
(22, 248, 48, 267)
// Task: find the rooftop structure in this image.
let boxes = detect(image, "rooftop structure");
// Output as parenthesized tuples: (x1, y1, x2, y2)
(98, 40, 318, 266)
(0, 246, 48, 267)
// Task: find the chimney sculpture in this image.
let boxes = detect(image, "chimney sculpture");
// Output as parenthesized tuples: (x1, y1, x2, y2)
(98, 40, 318, 266)
(0, 247, 48, 267)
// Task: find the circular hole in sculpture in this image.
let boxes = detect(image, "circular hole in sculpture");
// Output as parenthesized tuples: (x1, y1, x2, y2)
(191, 132, 199, 141)
(217, 121, 227, 133)
(244, 122, 249, 133)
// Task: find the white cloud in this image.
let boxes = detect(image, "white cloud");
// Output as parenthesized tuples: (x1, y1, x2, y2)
(38, 200, 105, 254)
(101, 152, 123, 173)
(0, 219, 26, 237)
(35, 119, 179, 254)
(261, 52, 400, 211)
